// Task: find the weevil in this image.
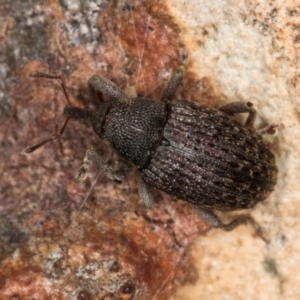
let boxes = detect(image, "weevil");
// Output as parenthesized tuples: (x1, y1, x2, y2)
(22, 64, 278, 233)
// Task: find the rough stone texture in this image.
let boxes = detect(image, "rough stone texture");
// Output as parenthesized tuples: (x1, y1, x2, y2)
(0, 194, 208, 299)
(0, 0, 297, 299)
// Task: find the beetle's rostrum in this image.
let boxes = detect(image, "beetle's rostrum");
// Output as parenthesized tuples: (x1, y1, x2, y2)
(23, 68, 278, 234)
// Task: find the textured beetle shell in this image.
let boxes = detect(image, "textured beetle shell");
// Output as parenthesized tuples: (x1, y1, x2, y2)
(140, 100, 278, 211)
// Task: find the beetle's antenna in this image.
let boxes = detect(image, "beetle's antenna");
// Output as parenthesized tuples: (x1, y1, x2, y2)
(22, 72, 73, 154)
(29, 72, 72, 105)
(22, 118, 70, 154)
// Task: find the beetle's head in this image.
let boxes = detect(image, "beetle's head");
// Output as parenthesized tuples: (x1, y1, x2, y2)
(22, 72, 129, 155)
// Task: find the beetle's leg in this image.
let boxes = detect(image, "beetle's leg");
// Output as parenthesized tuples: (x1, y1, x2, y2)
(138, 178, 154, 208)
(160, 48, 187, 103)
(77, 148, 132, 182)
(194, 207, 268, 242)
(160, 69, 184, 103)
(88, 75, 131, 103)
(219, 101, 257, 128)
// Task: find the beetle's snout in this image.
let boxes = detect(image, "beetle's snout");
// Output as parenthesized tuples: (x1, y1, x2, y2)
(63, 106, 93, 121)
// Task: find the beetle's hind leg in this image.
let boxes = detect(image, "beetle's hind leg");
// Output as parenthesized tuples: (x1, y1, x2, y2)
(220, 102, 279, 135)
(194, 207, 268, 242)
(77, 148, 132, 183)
(219, 101, 256, 128)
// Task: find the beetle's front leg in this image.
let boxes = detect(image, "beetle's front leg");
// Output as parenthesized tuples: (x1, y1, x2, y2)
(77, 148, 132, 183)
(88, 75, 130, 103)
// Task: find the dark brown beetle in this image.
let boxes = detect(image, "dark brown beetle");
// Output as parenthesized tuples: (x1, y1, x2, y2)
(23, 63, 278, 233)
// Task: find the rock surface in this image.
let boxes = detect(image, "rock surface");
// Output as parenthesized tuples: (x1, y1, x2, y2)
(0, 0, 299, 299)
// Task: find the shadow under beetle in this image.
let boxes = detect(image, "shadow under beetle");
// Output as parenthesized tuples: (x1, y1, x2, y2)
(23, 63, 278, 234)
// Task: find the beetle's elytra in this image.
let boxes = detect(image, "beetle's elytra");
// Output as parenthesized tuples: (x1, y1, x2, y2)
(23, 65, 278, 233)
(140, 99, 277, 211)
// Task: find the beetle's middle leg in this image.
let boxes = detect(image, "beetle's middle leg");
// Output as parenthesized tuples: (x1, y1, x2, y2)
(77, 148, 132, 183)
(194, 207, 268, 242)
(219, 101, 257, 128)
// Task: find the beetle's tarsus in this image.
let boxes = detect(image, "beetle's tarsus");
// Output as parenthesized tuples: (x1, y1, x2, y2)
(258, 123, 278, 136)
(219, 101, 257, 128)
(22, 146, 33, 155)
